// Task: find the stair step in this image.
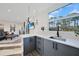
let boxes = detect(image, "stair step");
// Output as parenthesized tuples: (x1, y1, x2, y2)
(0, 37, 22, 56)
(7, 53, 22, 56)
(0, 43, 21, 50)
(0, 48, 22, 56)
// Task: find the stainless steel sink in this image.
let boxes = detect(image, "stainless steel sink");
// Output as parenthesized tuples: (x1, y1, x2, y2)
(49, 36, 66, 42)
(49, 36, 56, 39)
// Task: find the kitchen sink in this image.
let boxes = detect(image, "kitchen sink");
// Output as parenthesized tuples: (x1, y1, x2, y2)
(49, 36, 56, 39)
(49, 36, 66, 42)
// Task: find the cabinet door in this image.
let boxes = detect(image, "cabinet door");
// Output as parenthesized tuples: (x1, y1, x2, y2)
(36, 37, 41, 53)
(44, 39, 79, 56)
(36, 37, 44, 55)
(23, 37, 30, 56)
(40, 37, 44, 55)
(30, 36, 36, 51)
(44, 39, 56, 56)
(57, 43, 79, 56)
(23, 36, 36, 56)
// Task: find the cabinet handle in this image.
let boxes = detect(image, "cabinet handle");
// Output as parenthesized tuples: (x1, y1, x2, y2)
(55, 43, 58, 50)
(52, 42, 54, 49)
(52, 42, 58, 50)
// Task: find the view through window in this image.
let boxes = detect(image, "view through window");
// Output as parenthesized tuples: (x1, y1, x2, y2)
(48, 3, 79, 35)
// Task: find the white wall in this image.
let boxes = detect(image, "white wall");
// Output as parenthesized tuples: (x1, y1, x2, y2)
(30, 9, 79, 40)
(30, 10, 49, 34)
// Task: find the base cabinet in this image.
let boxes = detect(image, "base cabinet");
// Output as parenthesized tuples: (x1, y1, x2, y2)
(44, 39, 79, 56)
(44, 39, 57, 56)
(23, 36, 36, 56)
(36, 37, 44, 55)
(23, 36, 79, 56)
(58, 43, 79, 56)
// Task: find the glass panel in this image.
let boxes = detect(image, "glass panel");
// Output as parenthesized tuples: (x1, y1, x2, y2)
(48, 3, 79, 35)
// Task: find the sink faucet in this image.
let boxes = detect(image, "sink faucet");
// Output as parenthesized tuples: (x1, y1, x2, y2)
(57, 25, 59, 37)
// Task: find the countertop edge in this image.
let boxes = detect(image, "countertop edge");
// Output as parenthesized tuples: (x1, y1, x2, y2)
(20, 34, 79, 49)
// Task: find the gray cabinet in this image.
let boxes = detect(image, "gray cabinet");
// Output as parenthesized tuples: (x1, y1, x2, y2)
(57, 43, 79, 56)
(44, 39, 79, 56)
(23, 36, 36, 56)
(44, 39, 57, 56)
(23, 36, 79, 56)
(30, 36, 36, 51)
(23, 37, 30, 55)
(36, 37, 44, 55)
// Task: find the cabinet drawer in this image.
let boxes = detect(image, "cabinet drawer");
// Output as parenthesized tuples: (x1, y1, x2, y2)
(37, 37, 41, 40)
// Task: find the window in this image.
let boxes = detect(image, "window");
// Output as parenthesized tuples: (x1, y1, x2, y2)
(48, 3, 79, 34)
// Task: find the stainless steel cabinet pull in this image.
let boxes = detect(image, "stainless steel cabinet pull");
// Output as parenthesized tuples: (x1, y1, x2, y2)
(52, 42, 54, 49)
(52, 42, 58, 50)
(55, 43, 58, 50)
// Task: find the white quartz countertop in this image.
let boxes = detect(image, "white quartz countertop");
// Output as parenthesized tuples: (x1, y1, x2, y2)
(20, 34, 79, 49)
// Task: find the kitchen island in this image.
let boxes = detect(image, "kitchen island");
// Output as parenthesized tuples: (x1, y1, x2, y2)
(21, 34, 79, 56)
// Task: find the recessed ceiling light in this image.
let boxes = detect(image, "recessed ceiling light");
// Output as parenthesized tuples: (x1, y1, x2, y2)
(8, 9, 11, 12)
(16, 16, 20, 19)
(33, 9, 36, 13)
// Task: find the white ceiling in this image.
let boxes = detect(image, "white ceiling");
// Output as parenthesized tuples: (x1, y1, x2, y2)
(0, 3, 68, 24)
